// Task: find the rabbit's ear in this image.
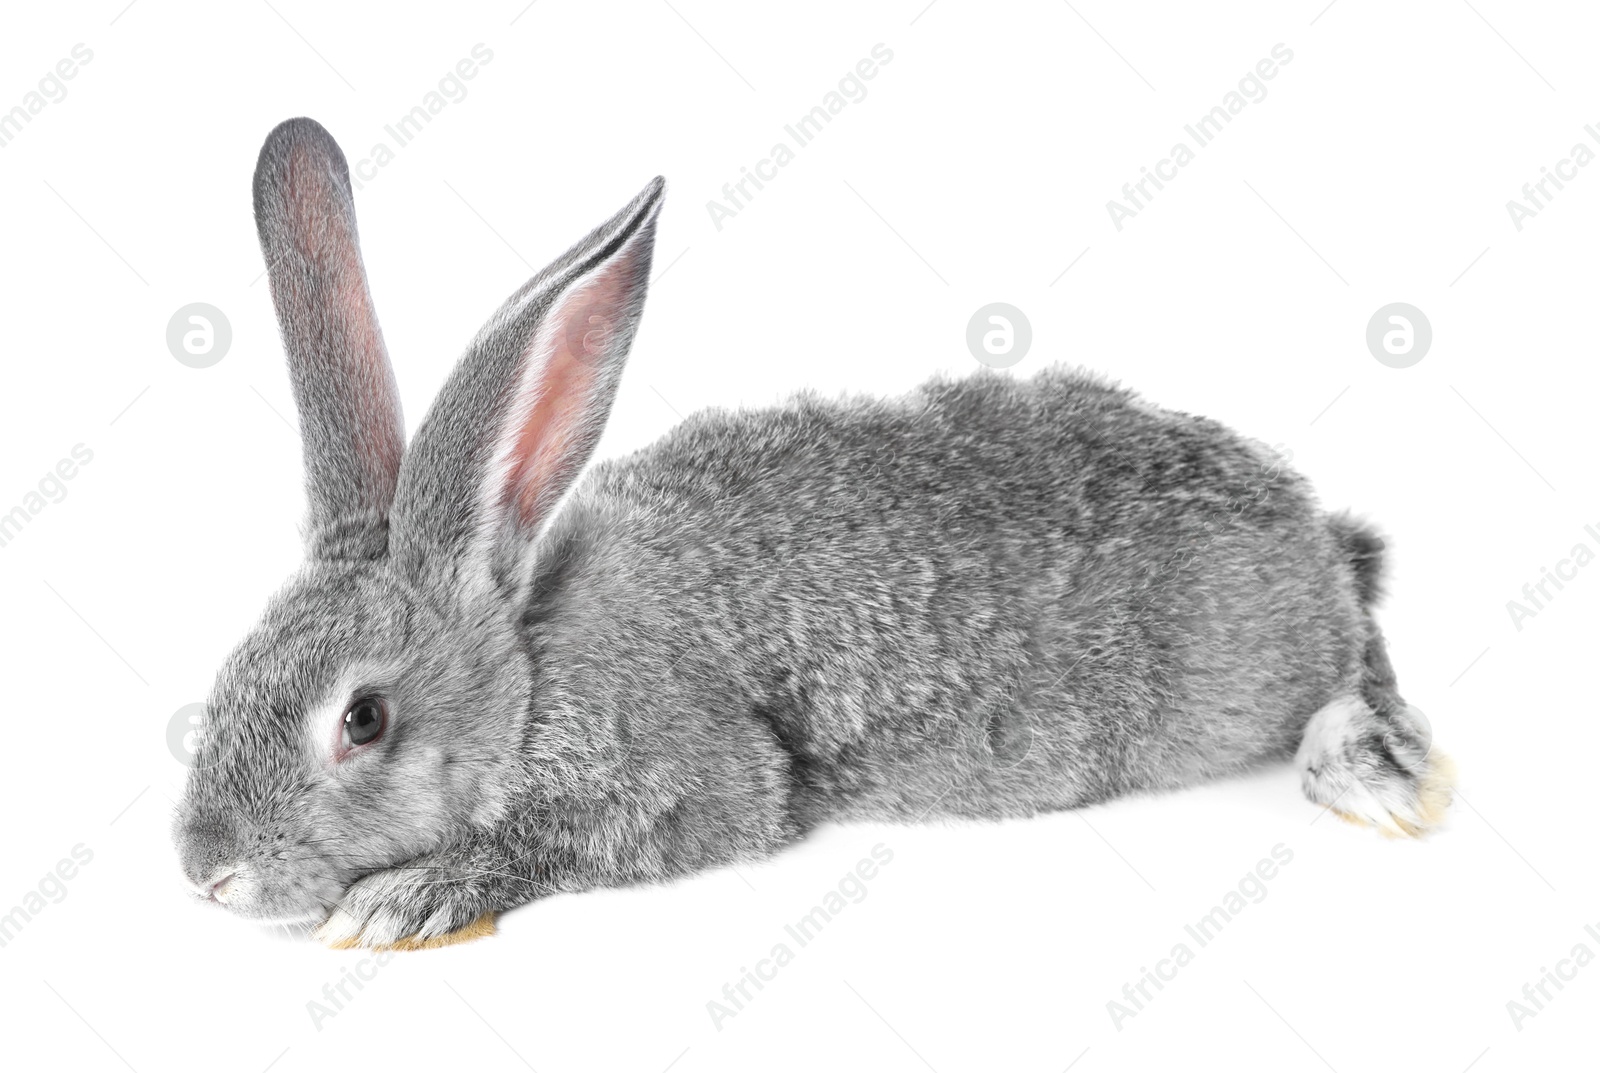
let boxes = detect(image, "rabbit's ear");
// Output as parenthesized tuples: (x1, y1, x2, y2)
(390, 177, 665, 597)
(253, 118, 405, 560)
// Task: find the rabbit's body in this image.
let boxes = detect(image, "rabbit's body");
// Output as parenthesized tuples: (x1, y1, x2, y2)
(175, 119, 1450, 949)
(528, 369, 1362, 845)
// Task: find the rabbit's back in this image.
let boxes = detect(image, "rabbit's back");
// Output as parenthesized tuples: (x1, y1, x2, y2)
(546, 367, 1367, 825)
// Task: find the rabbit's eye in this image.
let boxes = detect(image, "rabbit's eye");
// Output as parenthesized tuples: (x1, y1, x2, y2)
(342, 697, 387, 748)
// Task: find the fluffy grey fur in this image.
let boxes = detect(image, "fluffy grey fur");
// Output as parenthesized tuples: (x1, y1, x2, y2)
(173, 119, 1449, 946)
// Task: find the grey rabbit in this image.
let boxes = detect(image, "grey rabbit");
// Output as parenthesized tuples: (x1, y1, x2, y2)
(173, 117, 1453, 948)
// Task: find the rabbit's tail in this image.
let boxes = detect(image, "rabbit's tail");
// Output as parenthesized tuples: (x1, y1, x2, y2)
(1327, 511, 1386, 607)
(1294, 523, 1454, 836)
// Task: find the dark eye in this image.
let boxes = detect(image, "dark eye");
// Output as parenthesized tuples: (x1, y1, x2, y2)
(343, 697, 387, 748)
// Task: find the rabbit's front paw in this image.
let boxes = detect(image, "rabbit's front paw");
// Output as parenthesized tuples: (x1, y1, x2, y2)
(315, 865, 491, 950)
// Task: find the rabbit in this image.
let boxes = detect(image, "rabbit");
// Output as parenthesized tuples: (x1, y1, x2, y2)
(173, 117, 1453, 949)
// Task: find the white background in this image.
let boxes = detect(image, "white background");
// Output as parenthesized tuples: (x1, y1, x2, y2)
(1, 1, 1596, 1070)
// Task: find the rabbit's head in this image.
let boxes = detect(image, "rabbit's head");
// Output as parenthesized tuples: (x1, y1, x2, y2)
(172, 118, 663, 924)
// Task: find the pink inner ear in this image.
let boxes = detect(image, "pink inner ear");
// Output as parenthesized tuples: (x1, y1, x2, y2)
(280, 143, 403, 510)
(502, 242, 645, 532)
(284, 143, 364, 279)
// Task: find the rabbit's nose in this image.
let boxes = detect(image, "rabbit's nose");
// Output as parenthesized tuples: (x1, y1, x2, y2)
(185, 866, 239, 904)
(206, 871, 237, 903)
(175, 813, 242, 884)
